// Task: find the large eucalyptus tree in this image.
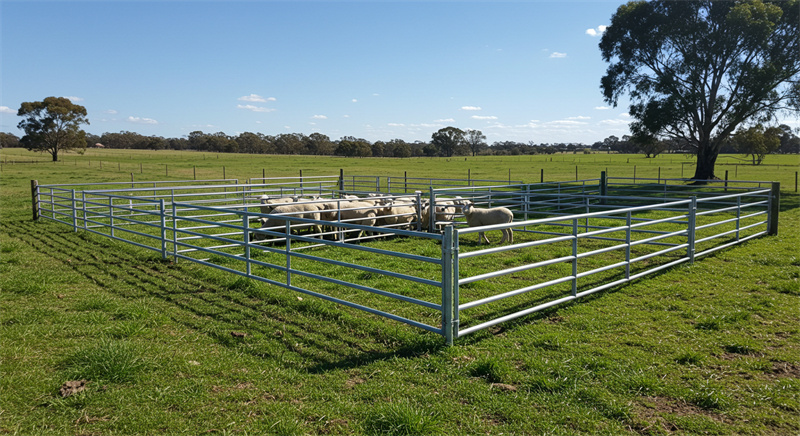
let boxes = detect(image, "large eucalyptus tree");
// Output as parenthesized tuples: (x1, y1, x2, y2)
(600, 0, 799, 180)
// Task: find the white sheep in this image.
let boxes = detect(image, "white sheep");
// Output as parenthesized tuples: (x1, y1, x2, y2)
(421, 196, 463, 230)
(255, 202, 323, 239)
(378, 202, 416, 230)
(259, 195, 299, 214)
(461, 202, 514, 244)
(331, 200, 379, 239)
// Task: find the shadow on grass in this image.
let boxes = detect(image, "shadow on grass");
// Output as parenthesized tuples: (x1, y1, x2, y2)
(6, 218, 446, 373)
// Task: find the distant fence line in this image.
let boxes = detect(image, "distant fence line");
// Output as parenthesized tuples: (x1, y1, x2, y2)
(32, 172, 780, 344)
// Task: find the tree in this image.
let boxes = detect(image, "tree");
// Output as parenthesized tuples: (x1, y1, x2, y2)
(465, 129, 487, 156)
(777, 124, 800, 154)
(431, 127, 466, 157)
(600, 0, 800, 181)
(17, 97, 89, 161)
(731, 124, 782, 164)
(633, 135, 668, 158)
(0, 132, 20, 148)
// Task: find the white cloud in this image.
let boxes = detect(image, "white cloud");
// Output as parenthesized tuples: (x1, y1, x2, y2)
(567, 116, 591, 120)
(599, 119, 629, 125)
(472, 115, 498, 120)
(352, 99, 358, 103)
(547, 119, 588, 126)
(549, 52, 567, 58)
(586, 25, 607, 37)
(237, 104, 276, 113)
(64, 96, 84, 102)
(461, 106, 482, 111)
(595, 106, 611, 110)
(311, 115, 328, 119)
(435, 118, 455, 123)
(104, 109, 118, 114)
(0, 106, 15, 114)
(127, 116, 158, 124)
(388, 123, 406, 127)
(238, 94, 275, 102)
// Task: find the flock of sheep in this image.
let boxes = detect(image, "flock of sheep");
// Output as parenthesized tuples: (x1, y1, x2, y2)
(252, 193, 515, 244)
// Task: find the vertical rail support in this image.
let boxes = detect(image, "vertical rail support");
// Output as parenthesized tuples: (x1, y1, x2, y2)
(172, 202, 179, 263)
(571, 219, 578, 296)
(339, 168, 344, 192)
(442, 225, 459, 345)
(31, 180, 39, 221)
(735, 195, 741, 241)
(71, 189, 78, 232)
(109, 196, 115, 238)
(428, 188, 437, 233)
(81, 191, 88, 230)
(285, 220, 292, 286)
(160, 199, 167, 259)
(243, 214, 251, 276)
(767, 182, 780, 236)
(599, 171, 607, 206)
(625, 211, 632, 279)
(687, 197, 697, 263)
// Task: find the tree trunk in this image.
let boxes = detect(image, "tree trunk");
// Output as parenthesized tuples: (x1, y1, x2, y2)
(692, 144, 718, 181)
(52, 149, 58, 162)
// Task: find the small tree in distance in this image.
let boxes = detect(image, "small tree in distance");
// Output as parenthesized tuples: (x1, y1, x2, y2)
(731, 124, 782, 165)
(431, 127, 466, 157)
(17, 97, 89, 161)
(465, 129, 487, 156)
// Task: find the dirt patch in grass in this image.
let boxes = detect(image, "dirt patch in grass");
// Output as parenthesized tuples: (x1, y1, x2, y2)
(631, 396, 727, 434)
(770, 362, 800, 378)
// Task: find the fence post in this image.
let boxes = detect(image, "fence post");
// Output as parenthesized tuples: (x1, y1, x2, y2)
(339, 168, 344, 192)
(442, 225, 459, 345)
(599, 171, 607, 205)
(71, 189, 77, 232)
(625, 211, 632, 279)
(285, 220, 292, 286)
(160, 199, 167, 259)
(571, 219, 578, 296)
(81, 191, 87, 230)
(688, 197, 697, 263)
(172, 202, 179, 263)
(428, 188, 437, 232)
(109, 196, 115, 238)
(243, 214, 251, 276)
(724, 170, 729, 193)
(540, 168, 544, 183)
(31, 180, 39, 220)
(767, 182, 780, 236)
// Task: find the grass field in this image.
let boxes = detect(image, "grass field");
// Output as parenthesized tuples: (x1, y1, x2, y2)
(1, 148, 798, 435)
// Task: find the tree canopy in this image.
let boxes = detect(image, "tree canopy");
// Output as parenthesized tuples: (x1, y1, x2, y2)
(431, 127, 466, 157)
(600, 0, 800, 180)
(17, 97, 90, 161)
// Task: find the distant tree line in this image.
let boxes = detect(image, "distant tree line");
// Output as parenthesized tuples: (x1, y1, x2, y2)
(2, 125, 797, 161)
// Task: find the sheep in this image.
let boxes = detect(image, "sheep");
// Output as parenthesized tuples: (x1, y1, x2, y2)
(461, 202, 514, 244)
(420, 196, 463, 230)
(259, 195, 299, 214)
(337, 201, 379, 238)
(254, 202, 323, 240)
(378, 202, 416, 230)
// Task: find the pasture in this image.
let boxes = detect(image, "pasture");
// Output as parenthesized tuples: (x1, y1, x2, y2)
(1, 148, 798, 435)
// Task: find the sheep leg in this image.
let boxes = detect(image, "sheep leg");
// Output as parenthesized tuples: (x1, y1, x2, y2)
(507, 228, 513, 244)
(478, 231, 490, 244)
(499, 230, 508, 244)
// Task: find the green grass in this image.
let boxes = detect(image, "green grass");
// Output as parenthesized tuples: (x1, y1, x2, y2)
(1, 149, 798, 434)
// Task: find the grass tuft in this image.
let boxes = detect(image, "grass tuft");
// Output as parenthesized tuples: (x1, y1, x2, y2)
(60, 339, 150, 383)
(468, 356, 509, 383)
(363, 401, 441, 435)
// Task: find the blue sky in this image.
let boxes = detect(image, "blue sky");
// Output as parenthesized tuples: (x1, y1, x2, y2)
(2, 1, 636, 145)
